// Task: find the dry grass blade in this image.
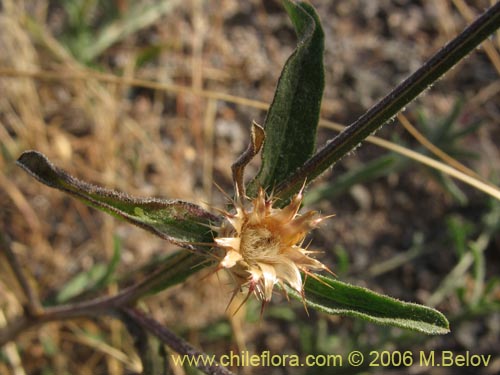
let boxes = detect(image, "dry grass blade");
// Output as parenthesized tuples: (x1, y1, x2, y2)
(0, 234, 42, 315)
(1, 67, 498, 201)
(452, 0, 500, 75)
(320, 119, 500, 201)
(0, 311, 26, 375)
(203, 98, 218, 203)
(83, 0, 183, 62)
(397, 112, 486, 182)
(0, 68, 269, 110)
(63, 322, 142, 373)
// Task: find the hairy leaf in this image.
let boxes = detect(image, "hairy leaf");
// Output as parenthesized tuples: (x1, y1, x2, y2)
(289, 275, 450, 335)
(248, 0, 324, 197)
(17, 151, 218, 247)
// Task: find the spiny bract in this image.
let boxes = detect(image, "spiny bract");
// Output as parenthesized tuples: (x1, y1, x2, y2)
(214, 187, 332, 308)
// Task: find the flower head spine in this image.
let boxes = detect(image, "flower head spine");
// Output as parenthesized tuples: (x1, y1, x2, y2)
(214, 185, 332, 309)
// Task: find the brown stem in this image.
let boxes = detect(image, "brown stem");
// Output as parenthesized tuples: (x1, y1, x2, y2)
(122, 307, 235, 375)
(274, 2, 500, 201)
(0, 251, 209, 346)
(231, 121, 265, 201)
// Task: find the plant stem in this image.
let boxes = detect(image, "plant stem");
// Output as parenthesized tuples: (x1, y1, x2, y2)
(0, 251, 209, 346)
(123, 308, 235, 375)
(275, 2, 500, 201)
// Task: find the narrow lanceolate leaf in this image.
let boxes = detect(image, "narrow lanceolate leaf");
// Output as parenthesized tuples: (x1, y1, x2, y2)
(273, 2, 500, 202)
(288, 275, 450, 335)
(54, 235, 122, 303)
(247, 0, 324, 199)
(17, 151, 219, 247)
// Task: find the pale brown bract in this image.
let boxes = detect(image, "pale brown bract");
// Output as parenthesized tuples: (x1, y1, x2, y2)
(214, 186, 333, 309)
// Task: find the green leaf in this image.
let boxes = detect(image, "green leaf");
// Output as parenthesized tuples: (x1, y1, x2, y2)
(138, 251, 213, 297)
(55, 235, 122, 303)
(304, 154, 402, 205)
(273, 3, 500, 202)
(95, 235, 122, 289)
(288, 275, 450, 335)
(56, 263, 107, 303)
(117, 247, 449, 334)
(17, 151, 218, 247)
(248, 0, 324, 197)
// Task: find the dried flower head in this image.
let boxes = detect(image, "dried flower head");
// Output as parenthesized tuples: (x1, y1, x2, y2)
(214, 186, 332, 309)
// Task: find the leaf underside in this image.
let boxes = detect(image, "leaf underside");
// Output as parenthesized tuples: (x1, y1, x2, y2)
(16, 151, 219, 248)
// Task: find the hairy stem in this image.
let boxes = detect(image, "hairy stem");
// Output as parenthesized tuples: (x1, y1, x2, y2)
(275, 2, 500, 201)
(123, 308, 235, 375)
(0, 251, 210, 346)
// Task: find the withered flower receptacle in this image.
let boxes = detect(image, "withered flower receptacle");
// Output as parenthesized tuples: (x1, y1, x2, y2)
(213, 122, 332, 309)
(214, 186, 332, 307)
